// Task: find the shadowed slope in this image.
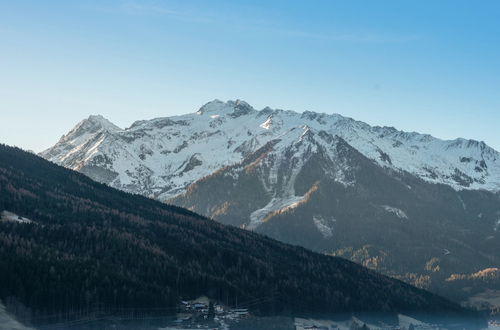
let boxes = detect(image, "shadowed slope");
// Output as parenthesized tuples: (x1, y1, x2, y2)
(0, 144, 481, 326)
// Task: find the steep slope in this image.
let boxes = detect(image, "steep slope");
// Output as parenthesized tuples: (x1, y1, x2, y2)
(0, 144, 478, 327)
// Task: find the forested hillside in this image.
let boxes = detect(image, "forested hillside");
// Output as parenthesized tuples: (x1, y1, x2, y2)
(0, 144, 479, 326)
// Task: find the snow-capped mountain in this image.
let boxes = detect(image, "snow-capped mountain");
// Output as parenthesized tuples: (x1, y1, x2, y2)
(41, 100, 500, 304)
(42, 99, 500, 203)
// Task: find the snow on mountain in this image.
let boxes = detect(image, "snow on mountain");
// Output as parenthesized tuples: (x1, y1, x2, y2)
(0, 300, 34, 330)
(381, 205, 409, 220)
(237, 126, 353, 229)
(0, 211, 34, 224)
(312, 216, 336, 238)
(41, 99, 500, 205)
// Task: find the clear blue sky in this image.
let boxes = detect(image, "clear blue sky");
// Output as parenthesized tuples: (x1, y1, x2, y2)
(1, 0, 499, 152)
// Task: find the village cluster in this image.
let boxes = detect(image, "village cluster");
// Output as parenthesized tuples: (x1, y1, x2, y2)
(166, 297, 249, 329)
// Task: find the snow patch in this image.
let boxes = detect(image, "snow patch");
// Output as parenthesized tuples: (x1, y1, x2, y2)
(0, 300, 34, 330)
(313, 215, 335, 238)
(259, 116, 272, 130)
(295, 314, 435, 330)
(382, 205, 408, 219)
(457, 195, 467, 210)
(1, 211, 34, 224)
(398, 314, 427, 329)
(248, 196, 305, 230)
(298, 125, 311, 141)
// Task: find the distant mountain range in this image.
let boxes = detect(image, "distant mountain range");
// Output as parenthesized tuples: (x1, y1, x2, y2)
(0, 144, 480, 327)
(41, 100, 500, 307)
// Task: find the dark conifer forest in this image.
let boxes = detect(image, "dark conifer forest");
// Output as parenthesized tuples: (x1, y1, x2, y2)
(0, 144, 478, 325)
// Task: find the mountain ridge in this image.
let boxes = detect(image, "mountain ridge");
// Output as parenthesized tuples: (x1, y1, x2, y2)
(41, 99, 500, 201)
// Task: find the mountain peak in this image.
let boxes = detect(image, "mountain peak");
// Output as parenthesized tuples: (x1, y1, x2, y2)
(39, 114, 121, 164)
(85, 115, 121, 131)
(196, 99, 256, 117)
(59, 114, 119, 143)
